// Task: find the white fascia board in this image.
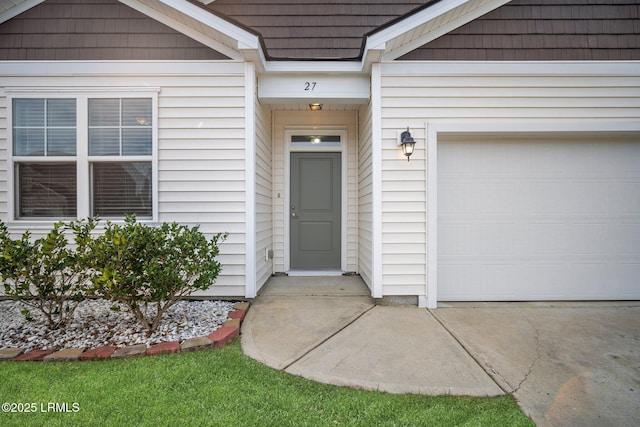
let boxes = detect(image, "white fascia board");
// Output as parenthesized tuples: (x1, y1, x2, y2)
(264, 60, 365, 74)
(383, 0, 511, 61)
(364, 0, 511, 62)
(158, 0, 259, 51)
(121, 0, 242, 60)
(367, 0, 473, 53)
(381, 60, 640, 76)
(360, 43, 386, 73)
(0, 0, 44, 25)
(0, 61, 245, 76)
(429, 118, 640, 134)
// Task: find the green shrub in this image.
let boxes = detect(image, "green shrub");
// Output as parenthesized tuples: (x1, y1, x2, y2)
(87, 216, 226, 333)
(0, 219, 96, 330)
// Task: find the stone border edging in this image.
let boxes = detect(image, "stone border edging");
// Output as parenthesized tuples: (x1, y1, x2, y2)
(0, 302, 250, 362)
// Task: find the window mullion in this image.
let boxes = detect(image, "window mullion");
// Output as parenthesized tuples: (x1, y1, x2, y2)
(43, 99, 48, 156)
(76, 96, 90, 219)
(119, 98, 123, 156)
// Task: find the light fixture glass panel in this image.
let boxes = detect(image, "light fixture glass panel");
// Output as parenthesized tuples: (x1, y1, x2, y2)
(403, 141, 415, 156)
(291, 135, 341, 148)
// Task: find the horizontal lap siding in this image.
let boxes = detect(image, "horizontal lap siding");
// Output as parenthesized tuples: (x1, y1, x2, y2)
(381, 150, 426, 296)
(158, 73, 246, 297)
(380, 62, 640, 297)
(347, 127, 359, 272)
(255, 99, 273, 291)
(0, 96, 5, 217)
(358, 102, 374, 290)
(0, 65, 247, 297)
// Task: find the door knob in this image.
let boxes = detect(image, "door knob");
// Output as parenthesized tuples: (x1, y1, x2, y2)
(291, 212, 297, 218)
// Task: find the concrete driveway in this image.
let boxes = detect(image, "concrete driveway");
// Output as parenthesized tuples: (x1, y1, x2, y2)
(242, 278, 640, 426)
(434, 302, 640, 427)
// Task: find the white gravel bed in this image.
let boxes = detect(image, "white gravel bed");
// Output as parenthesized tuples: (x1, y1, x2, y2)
(0, 299, 235, 352)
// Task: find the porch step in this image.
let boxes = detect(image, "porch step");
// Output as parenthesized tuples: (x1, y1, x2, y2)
(258, 275, 371, 297)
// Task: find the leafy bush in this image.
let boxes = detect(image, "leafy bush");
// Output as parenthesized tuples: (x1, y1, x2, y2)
(87, 216, 226, 333)
(0, 219, 96, 329)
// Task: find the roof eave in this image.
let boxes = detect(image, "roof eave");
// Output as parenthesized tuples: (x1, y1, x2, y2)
(234, 0, 514, 71)
(368, 0, 512, 61)
(0, 0, 513, 73)
(0, 0, 44, 25)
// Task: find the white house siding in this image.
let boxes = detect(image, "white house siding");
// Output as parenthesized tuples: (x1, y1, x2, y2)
(0, 94, 6, 219)
(272, 110, 359, 273)
(346, 118, 359, 272)
(0, 61, 248, 298)
(255, 98, 273, 292)
(357, 101, 374, 290)
(379, 61, 640, 300)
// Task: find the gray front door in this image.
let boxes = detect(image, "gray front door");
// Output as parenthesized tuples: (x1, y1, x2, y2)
(290, 152, 341, 269)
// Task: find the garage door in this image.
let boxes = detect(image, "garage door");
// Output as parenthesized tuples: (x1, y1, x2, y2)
(438, 133, 640, 301)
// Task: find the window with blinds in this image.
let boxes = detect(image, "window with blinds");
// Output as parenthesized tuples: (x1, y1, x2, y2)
(12, 98, 77, 218)
(17, 163, 77, 218)
(11, 95, 155, 220)
(88, 98, 152, 218)
(92, 162, 152, 217)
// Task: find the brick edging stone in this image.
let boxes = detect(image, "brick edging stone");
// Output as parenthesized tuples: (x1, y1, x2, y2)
(0, 301, 250, 362)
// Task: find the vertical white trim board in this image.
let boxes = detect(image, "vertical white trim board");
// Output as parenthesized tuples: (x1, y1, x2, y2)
(371, 63, 384, 299)
(244, 62, 257, 298)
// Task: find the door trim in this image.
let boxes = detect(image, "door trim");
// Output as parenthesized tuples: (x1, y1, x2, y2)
(284, 127, 348, 273)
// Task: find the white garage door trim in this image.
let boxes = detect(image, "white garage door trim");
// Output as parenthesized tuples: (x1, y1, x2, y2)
(426, 120, 640, 308)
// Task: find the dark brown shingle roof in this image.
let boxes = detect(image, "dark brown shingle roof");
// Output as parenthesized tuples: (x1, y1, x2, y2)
(0, 0, 228, 60)
(203, 0, 432, 59)
(401, 0, 640, 60)
(1, 0, 637, 62)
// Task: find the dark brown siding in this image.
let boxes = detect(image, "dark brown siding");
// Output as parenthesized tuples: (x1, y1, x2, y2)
(400, 0, 640, 60)
(0, 0, 228, 60)
(207, 0, 431, 59)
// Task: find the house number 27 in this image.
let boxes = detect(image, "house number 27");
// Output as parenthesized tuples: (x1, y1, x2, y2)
(304, 81, 317, 91)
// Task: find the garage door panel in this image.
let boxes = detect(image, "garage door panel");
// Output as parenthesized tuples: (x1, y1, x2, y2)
(438, 135, 640, 301)
(617, 183, 640, 213)
(439, 261, 637, 301)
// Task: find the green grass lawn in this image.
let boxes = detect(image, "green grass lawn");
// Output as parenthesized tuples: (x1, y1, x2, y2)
(0, 340, 533, 426)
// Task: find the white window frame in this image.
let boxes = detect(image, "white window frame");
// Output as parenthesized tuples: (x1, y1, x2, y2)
(6, 87, 159, 223)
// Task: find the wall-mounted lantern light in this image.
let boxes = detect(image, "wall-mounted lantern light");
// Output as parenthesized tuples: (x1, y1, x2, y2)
(398, 127, 416, 161)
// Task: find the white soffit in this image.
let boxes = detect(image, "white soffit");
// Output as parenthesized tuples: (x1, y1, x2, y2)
(122, 0, 259, 61)
(0, 0, 43, 25)
(369, 0, 511, 61)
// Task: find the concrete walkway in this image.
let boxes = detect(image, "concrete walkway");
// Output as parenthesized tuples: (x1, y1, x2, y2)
(241, 276, 640, 427)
